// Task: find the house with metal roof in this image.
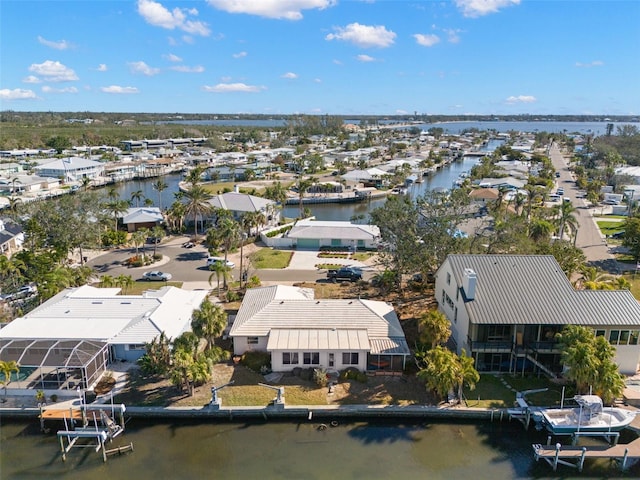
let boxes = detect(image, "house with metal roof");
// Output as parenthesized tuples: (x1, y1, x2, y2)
(436, 254, 640, 375)
(120, 207, 164, 232)
(34, 156, 105, 183)
(229, 285, 409, 372)
(0, 285, 208, 392)
(204, 190, 280, 229)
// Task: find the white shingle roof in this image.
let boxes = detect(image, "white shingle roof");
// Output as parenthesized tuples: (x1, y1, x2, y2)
(287, 219, 379, 240)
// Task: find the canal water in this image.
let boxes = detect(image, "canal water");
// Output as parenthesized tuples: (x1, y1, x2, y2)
(3, 417, 639, 479)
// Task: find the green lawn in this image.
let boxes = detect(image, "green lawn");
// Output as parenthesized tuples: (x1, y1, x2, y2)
(596, 220, 625, 236)
(248, 249, 293, 269)
(123, 281, 183, 295)
(463, 374, 575, 409)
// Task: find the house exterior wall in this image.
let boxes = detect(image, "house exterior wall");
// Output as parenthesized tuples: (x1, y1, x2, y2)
(270, 349, 367, 372)
(112, 344, 147, 362)
(435, 262, 470, 354)
(614, 346, 639, 375)
(233, 335, 269, 356)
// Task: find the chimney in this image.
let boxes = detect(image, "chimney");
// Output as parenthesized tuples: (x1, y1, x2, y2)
(462, 268, 476, 300)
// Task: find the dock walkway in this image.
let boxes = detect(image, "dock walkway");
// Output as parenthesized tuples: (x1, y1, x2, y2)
(533, 436, 640, 472)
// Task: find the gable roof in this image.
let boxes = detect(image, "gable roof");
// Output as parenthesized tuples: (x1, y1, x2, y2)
(444, 254, 640, 326)
(230, 285, 409, 354)
(0, 285, 208, 344)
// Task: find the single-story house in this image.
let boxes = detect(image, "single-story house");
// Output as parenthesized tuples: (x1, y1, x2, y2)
(0, 217, 24, 256)
(0, 285, 208, 391)
(286, 219, 380, 250)
(120, 207, 164, 232)
(469, 187, 499, 205)
(204, 191, 280, 228)
(435, 254, 640, 375)
(229, 285, 410, 372)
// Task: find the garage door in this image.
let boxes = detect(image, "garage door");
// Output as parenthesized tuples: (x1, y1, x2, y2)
(297, 238, 320, 250)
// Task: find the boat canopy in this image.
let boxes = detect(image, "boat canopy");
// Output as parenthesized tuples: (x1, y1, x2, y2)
(574, 395, 603, 419)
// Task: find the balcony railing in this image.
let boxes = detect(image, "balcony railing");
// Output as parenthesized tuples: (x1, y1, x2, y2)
(468, 339, 513, 352)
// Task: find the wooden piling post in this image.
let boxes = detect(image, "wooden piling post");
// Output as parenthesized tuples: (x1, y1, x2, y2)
(553, 443, 561, 471)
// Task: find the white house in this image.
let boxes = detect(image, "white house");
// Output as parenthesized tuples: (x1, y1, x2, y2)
(205, 191, 280, 228)
(285, 219, 380, 250)
(120, 207, 164, 232)
(34, 157, 105, 182)
(229, 285, 410, 372)
(0, 285, 208, 391)
(435, 254, 640, 375)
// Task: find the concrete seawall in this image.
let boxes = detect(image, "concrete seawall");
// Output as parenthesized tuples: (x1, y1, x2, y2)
(0, 403, 507, 421)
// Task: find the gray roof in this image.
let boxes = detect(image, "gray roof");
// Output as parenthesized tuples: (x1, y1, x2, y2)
(445, 254, 640, 326)
(287, 219, 379, 240)
(207, 192, 274, 213)
(230, 285, 409, 354)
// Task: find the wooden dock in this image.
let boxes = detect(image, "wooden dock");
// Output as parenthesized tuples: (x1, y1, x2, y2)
(533, 436, 640, 472)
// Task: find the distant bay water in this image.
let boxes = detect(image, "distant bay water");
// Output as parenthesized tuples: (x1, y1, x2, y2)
(157, 119, 639, 136)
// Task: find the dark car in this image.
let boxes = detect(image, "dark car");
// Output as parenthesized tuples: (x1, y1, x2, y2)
(327, 266, 362, 283)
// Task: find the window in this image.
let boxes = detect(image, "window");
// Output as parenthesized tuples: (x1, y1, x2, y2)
(303, 352, 320, 365)
(129, 344, 145, 351)
(609, 330, 620, 344)
(446, 272, 451, 285)
(454, 307, 458, 323)
(630, 331, 639, 345)
(282, 352, 299, 365)
(342, 352, 359, 365)
(620, 330, 630, 345)
(329, 353, 334, 367)
(247, 337, 259, 345)
(595, 330, 606, 338)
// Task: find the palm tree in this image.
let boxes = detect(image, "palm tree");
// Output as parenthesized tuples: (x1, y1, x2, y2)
(115, 274, 134, 293)
(0, 360, 20, 401)
(152, 179, 168, 211)
(296, 176, 316, 219)
(150, 225, 166, 257)
(166, 200, 186, 233)
(185, 166, 205, 187)
(419, 309, 451, 349)
(208, 262, 231, 298)
(455, 350, 479, 403)
(241, 211, 265, 237)
(106, 199, 129, 231)
(130, 190, 144, 208)
(555, 200, 578, 242)
(191, 299, 227, 350)
(218, 217, 240, 287)
(263, 181, 288, 206)
(99, 274, 114, 287)
(183, 185, 212, 239)
(80, 176, 92, 191)
(129, 229, 147, 257)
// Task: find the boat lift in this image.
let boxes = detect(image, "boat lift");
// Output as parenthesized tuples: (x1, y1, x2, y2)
(209, 381, 235, 409)
(258, 383, 285, 409)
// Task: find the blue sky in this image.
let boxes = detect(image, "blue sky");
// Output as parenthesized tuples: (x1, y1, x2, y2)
(1, 0, 638, 115)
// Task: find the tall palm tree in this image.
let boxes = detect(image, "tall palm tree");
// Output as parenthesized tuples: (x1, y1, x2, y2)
(129, 229, 147, 257)
(115, 274, 134, 293)
(150, 225, 166, 256)
(296, 176, 315, 219)
(130, 190, 144, 207)
(218, 218, 241, 288)
(185, 166, 205, 187)
(106, 199, 129, 231)
(208, 262, 231, 298)
(556, 200, 578, 241)
(152, 179, 168, 211)
(183, 185, 212, 239)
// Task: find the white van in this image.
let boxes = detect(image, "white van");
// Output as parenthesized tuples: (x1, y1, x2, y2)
(207, 257, 235, 268)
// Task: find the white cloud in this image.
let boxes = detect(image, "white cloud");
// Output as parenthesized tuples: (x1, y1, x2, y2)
(28, 60, 78, 82)
(97, 64, 108, 72)
(23, 75, 41, 84)
(170, 65, 205, 73)
(314, 78, 322, 83)
(233, 51, 248, 58)
(101, 85, 140, 94)
(206, 0, 336, 20)
(0, 88, 37, 100)
(137, 0, 210, 36)
(202, 83, 266, 93)
(128, 61, 161, 76)
(164, 53, 183, 62)
(281, 72, 298, 79)
(37, 36, 72, 50)
(356, 54, 375, 62)
(326, 23, 396, 48)
(42, 86, 78, 94)
(454, 0, 520, 18)
(575, 60, 604, 68)
(506, 95, 536, 104)
(414, 33, 440, 47)
(444, 29, 461, 44)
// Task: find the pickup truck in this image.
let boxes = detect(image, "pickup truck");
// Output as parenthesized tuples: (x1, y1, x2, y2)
(326, 266, 362, 283)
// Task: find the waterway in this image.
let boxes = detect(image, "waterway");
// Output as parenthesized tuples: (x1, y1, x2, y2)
(2, 417, 639, 479)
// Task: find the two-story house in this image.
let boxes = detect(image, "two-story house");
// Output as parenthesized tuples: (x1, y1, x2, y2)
(436, 254, 640, 375)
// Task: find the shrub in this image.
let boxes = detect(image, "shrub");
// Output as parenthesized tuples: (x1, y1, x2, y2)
(241, 351, 271, 373)
(226, 290, 240, 302)
(153, 253, 163, 261)
(314, 368, 329, 387)
(50, 394, 58, 403)
(246, 275, 261, 288)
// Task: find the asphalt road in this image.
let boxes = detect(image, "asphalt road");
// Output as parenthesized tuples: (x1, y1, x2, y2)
(86, 236, 361, 288)
(548, 143, 625, 273)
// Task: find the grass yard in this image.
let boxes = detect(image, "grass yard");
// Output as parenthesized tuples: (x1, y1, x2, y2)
(596, 220, 625, 236)
(248, 249, 293, 269)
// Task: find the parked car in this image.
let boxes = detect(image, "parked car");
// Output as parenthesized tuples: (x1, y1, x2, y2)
(1, 285, 37, 302)
(327, 266, 362, 283)
(182, 241, 195, 248)
(207, 257, 235, 268)
(142, 271, 172, 281)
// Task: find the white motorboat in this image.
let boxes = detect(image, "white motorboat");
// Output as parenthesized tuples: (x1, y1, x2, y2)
(539, 395, 636, 435)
